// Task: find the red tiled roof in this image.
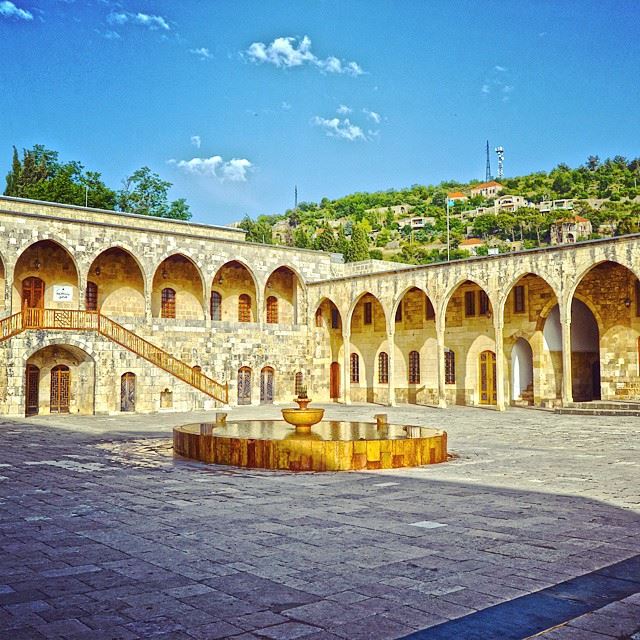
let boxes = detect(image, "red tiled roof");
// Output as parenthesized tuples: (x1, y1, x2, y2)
(471, 181, 503, 190)
(460, 238, 483, 245)
(447, 191, 466, 198)
(556, 214, 589, 223)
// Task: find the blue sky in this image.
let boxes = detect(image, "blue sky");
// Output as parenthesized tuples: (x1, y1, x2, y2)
(1, 1, 639, 225)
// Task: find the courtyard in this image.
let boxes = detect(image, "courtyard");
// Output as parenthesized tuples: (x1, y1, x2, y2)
(0, 404, 639, 639)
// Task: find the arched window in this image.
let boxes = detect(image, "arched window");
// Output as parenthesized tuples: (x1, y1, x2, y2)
(210, 291, 222, 321)
(86, 281, 98, 311)
(445, 350, 456, 384)
(266, 296, 278, 324)
(315, 308, 323, 327)
(294, 371, 304, 396)
(409, 351, 420, 384)
(121, 372, 136, 412)
(350, 353, 359, 383)
(161, 288, 176, 318)
(238, 294, 251, 322)
(378, 352, 389, 384)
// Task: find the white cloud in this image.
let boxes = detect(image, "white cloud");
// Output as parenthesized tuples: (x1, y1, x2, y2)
(481, 84, 490, 94)
(312, 116, 366, 141)
(102, 29, 121, 39)
(107, 11, 169, 31)
(246, 35, 364, 76)
(363, 108, 381, 124)
(281, 101, 292, 110)
(169, 155, 253, 182)
(337, 104, 352, 115)
(481, 66, 514, 101)
(0, 1, 33, 20)
(190, 135, 201, 149)
(494, 65, 507, 72)
(189, 47, 211, 60)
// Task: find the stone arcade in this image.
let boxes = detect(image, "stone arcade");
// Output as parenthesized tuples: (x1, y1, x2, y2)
(1, 195, 639, 417)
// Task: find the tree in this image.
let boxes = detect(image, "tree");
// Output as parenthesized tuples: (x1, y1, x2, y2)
(345, 223, 370, 262)
(238, 215, 273, 244)
(335, 225, 349, 256)
(293, 226, 311, 249)
(118, 166, 190, 219)
(472, 214, 497, 239)
(4, 145, 116, 210)
(313, 223, 336, 252)
(586, 155, 600, 171)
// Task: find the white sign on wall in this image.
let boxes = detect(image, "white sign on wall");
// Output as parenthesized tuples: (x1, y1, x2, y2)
(53, 285, 73, 302)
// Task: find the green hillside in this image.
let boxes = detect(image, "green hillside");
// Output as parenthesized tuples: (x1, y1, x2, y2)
(239, 155, 640, 264)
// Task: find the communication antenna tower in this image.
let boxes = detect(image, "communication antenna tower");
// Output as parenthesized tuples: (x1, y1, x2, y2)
(495, 146, 504, 179)
(485, 140, 492, 181)
(294, 185, 298, 209)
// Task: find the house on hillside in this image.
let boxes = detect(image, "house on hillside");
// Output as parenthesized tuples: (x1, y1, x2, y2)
(550, 215, 592, 244)
(460, 237, 484, 255)
(272, 220, 293, 244)
(447, 191, 468, 203)
(470, 181, 504, 199)
(538, 199, 574, 213)
(495, 195, 528, 213)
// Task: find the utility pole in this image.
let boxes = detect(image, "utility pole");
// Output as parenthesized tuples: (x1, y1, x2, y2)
(446, 197, 451, 261)
(85, 185, 89, 207)
(495, 146, 505, 179)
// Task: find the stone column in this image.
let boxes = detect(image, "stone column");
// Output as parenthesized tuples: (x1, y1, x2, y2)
(494, 318, 506, 411)
(561, 305, 573, 405)
(4, 263, 14, 315)
(387, 329, 396, 407)
(342, 330, 351, 405)
(435, 313, 447, 408)
(144, 276, 153, 323)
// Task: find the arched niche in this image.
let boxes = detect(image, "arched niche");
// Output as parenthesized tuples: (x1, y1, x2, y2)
(25, 343, 95, 415)
(211, 261, 258, 323)
(312, 297, 344, 401)
(13, 240, 79, 314)
(511, 338, 533, 403)
(444, 280, 494, 406)
(349, 293, 387, 404)
(152, 254, 205, 320)
(264, 265, 304, 325)
(87, 247, 146, 317)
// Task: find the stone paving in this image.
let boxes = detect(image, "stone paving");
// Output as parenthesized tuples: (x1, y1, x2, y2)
(0, 403, 639, 639)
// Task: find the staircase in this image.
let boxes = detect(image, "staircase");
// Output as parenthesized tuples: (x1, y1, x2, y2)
(555, 400, 640, 417)
(512, 383, 534, 407)
(0, 309, 228, 404)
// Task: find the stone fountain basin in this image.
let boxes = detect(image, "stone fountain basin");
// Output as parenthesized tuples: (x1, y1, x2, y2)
(281, 408, 325, 428)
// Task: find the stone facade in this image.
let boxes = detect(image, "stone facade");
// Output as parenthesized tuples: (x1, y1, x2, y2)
(1, 195, 639, 417)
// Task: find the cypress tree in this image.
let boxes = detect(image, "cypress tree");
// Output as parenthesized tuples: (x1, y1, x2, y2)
(4, 146, 22, 196)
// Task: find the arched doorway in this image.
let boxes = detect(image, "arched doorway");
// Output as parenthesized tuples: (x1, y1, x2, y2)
(330, 362, 340, 400)
(50, 364, 70, 413)
(238, 367, 252, 405)
(511, 338, 533, 404)
(570, 299, 600, 401)
(121, 372, 136, 412)
(260, 367, 274, 404)
(25, 364, 40, 416)
(479, 350, 497, 405)
(25, 344, 95, 415)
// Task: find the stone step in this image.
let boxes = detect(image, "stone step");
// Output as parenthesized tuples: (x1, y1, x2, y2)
(568, 401, 640, 410)
(555, 407, 640, 416)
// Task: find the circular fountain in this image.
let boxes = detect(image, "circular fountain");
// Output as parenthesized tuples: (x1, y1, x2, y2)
(173, 394, 447, 472)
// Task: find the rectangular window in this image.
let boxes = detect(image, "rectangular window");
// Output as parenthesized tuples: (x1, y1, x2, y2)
(408, 351, 420, 384)
(479, 291, 489, 316)
(514, 285, 525, 313)
(331, 308, 339, 329)
(425, 298, 435, 320)
(364, 301, 373, 325)
(445, 351, 456, 384)
(350, 353, 359, 383)
(464, 291, 476, 317)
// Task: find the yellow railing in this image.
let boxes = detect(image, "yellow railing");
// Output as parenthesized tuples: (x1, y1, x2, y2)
(1, 309, 228, 404)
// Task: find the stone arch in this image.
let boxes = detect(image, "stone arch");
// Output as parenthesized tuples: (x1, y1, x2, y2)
(567, 258, 640, 304)
(346, 291, 388, 328)
(391, 285, 434, 326)
(152, 253, 206, 320)
(440, 276, 493, 326)
(24, 341, 96, 416)
(13, 239, 80, 313)
(15, 236, 81, 277)
(264, 264, 305, 325)
(87, 246, 147, 316)
(212, 260, 259, 323)
(498, 271, 560, 320)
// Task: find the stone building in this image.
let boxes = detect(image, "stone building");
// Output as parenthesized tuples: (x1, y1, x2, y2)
(1, 195, 639, 417)
(470, 180, 504, 198)
(550, 214, 593, 244)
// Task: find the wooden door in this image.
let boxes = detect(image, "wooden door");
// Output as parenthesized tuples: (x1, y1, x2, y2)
(50, 365, 70, 413)
(121, 372, 136, 412)
(330, 361, 340, 400)
(260, 367, 274, 404)
(479, 350, 497, 405)
(25, 364, 40, 416)
(22, 277, 45, 309)
(237, 367, 252, 405)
